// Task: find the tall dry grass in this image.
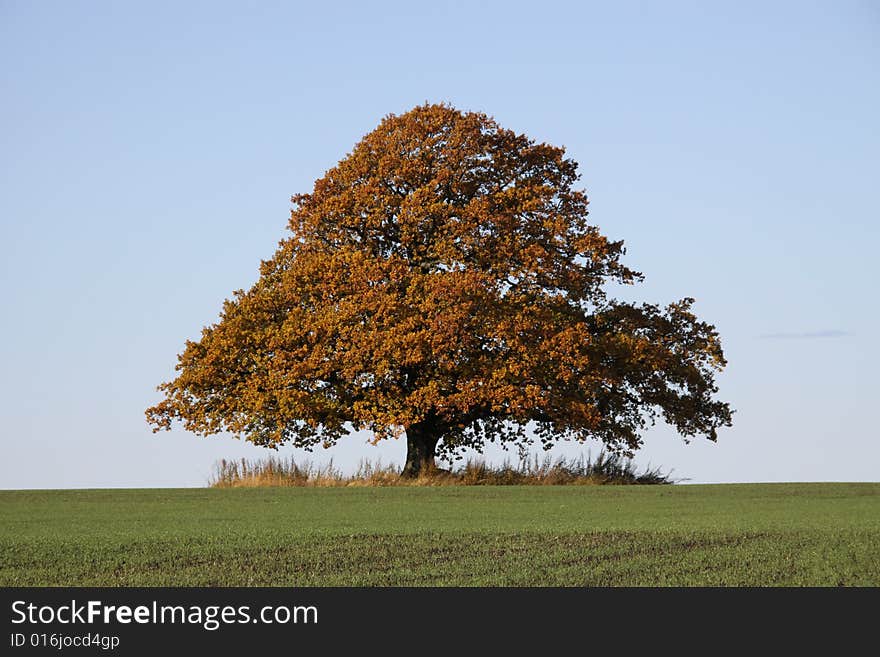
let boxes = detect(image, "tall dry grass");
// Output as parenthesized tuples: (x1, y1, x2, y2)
(210, 452, 676, 487)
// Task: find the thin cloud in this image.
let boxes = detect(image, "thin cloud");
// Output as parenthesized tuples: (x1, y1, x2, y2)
(759, 330, 851, 340)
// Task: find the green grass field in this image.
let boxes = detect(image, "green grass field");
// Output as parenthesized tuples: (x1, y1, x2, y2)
(1, 483, 878, 586)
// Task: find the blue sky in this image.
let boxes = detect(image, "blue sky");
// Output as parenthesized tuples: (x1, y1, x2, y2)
(1, 0, 877, 488)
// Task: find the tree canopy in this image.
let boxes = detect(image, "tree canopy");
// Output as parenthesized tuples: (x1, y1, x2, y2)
(146, 103, 732, 476)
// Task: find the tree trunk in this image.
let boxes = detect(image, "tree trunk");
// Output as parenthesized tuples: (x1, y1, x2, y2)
(401, 420, 441, 478)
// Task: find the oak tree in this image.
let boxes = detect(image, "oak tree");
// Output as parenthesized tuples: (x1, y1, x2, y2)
(146, 103, 732, 477)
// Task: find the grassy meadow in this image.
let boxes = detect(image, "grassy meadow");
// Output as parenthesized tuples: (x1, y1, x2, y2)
(1, 483, 878, 586)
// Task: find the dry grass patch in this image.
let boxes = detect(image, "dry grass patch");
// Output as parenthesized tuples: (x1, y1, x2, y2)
(209, 452, 675, 488)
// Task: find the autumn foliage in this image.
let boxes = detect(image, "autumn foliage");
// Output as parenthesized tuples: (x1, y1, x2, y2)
(146, 103, 732, 476)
